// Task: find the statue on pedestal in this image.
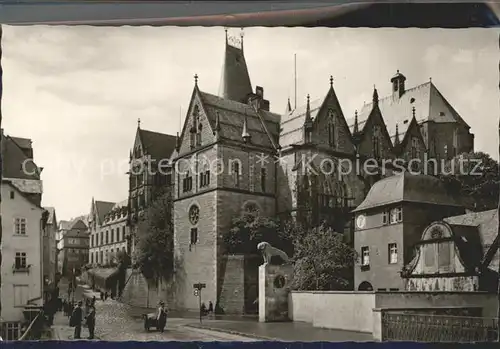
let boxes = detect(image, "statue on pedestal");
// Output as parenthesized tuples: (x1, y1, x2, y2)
(257, 242, 290, 266)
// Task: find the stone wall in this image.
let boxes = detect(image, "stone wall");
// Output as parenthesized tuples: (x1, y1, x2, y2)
(289, 290, 497, 334)
(119, 268, 174, 309)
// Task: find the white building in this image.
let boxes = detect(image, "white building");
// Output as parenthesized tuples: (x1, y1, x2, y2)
(1, 131, 44, 339)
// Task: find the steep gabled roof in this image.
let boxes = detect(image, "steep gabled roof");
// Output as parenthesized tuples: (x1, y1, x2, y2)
(1, 133, 40, 180)
(444, 209, 498, 271)
(353, 171, 463, 212)
(94, 200, 116, 224)
(346, 81, 470, 146)
(44, 207, 57, 225)
(198, 90, 280, 149)
(138, 129, 177, 161)
(218, 39, 253, 103)
(59, 220, 72, 231)
(2, 180, 43, 209)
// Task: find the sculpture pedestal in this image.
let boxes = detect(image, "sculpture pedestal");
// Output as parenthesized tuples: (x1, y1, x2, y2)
(258, 263, 293, 322)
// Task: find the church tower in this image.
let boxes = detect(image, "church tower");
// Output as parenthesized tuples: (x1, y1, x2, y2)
(172, 29, 280, 314)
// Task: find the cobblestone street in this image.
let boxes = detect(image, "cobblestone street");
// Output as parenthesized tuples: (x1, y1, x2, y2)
(52, 281, 255, 341)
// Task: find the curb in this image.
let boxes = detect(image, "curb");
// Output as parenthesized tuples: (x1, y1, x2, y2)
(185, 324, 279, 341)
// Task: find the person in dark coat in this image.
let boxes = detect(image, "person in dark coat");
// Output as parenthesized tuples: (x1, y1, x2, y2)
(86, 306, 96, 339)
(156, 301, 167, 333)
(70, 301, 83, 339)
(208, 301, 214, 314)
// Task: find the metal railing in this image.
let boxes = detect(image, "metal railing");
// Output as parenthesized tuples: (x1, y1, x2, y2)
(382, 312, 499, 342)
(18, 310, 44, 341)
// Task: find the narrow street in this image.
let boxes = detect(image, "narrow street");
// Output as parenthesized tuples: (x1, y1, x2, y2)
(53, 279, 255, 341)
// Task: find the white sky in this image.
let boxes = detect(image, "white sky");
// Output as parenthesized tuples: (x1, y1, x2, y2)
(2, 26, 497, 221)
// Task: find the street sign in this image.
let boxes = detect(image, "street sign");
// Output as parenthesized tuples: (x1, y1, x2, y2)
(193, 283, 206, 290)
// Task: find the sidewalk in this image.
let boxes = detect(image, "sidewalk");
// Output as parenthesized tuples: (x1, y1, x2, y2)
(51, 310, 100, 340)
(186, 320, 374, 342)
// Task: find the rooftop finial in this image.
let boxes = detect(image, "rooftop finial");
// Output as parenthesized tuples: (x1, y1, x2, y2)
(330, 75, 333, 87)
(354, 110, 359, 133)
(194, 73, 198, 86)
(394, 123, 400, 145)
(240, 28, 244, 51)
(307, 94, 310, 107)
(412, 106, 416, 119)
(225, 27, 228, 43)
(137, 118, 141, 128)
(397, 69, 400, 74)
(429, 77, 432, 82)
(373, 85, 379, 104)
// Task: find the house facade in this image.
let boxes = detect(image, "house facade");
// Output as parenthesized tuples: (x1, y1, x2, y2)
(402, 209, 499, 292)
(352, 172, 466, 291)
(89, 200, 130, 265)
(0, 181, 45, 324)
(42, 207, 58, 295)
(0, 131, 45, 339)
(57, 218, 89, 276)
(88, 199, 116, 265)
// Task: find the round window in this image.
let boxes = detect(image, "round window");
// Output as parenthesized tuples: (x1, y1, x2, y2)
(273, 275, 286, 289)
(189, 205, 200, 225)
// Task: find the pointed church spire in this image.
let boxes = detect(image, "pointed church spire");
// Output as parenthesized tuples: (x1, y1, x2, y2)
(394, 123, 400, 146)
(304, 94, 313, 127)
(175, 132, 181, 152)
(240, 28, 244, 52)
(242, 112, 251, 142)
(285, 98, 292, 114)
(372, 85, 379, 106)
(214, 111, 221, 138)
(218, 28, 253, 103)
(354, 110, 359, 133)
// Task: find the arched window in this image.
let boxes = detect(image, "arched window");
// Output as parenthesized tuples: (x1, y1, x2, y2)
(328, 109, 336, 148)
(372, 126, 381, 158)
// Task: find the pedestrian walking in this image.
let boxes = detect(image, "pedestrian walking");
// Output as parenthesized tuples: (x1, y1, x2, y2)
(70, 301, 83, 339)
(208, 301, 214, 314)
(86, 306, 96, 339)
(156, 301, 167, 333)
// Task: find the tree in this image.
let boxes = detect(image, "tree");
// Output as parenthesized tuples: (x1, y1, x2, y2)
(134, 188, 174, 283)
(289, 222, 357, 291)
(438, 151, 499, 211)
(224, 213, 293, 255)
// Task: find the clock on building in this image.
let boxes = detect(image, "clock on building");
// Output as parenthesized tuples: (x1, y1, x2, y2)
(356, 214, 366, 229)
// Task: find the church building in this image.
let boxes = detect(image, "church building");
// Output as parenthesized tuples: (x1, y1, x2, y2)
(136, 30, 474, 312)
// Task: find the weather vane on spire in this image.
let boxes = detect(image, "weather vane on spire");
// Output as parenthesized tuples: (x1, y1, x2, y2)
(226, 28, 243, 49)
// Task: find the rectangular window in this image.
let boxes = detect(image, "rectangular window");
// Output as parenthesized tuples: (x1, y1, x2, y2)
(361, 247, 370, 266)
(200, 170, 210, 188)
(190, 228, 198, 245)
(10, 191, 15, 199)
(13, 285, 29, 307)
(382, 211, 388, 225)
(390, 208, 402, 224)
(111, 229, 115, 243)
(261, 168, 267, 192)
(388, 243, 398, 264)
(182, 173, 193, 192)
(14, 218, 27, 235)
(15, 252, 27, 269)
(106, 231, 109, 244)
